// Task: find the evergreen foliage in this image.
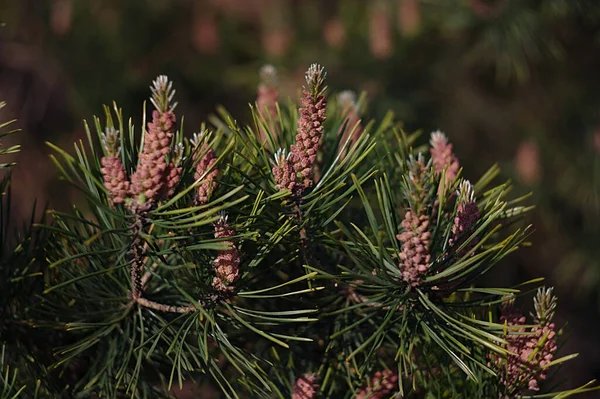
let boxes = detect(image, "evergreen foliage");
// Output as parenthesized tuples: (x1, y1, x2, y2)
(1, 65, 599, 398)
(3, 0, 600, 310)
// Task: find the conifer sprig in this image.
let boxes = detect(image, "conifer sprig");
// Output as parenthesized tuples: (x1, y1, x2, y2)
(1, 67, 597, 398)
(533, 286, 557, 326)
(149, 74, 178, 113)
(304, 63, 327, 99)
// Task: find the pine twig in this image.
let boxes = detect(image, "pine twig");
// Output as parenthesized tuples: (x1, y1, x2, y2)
(135, 297, 197, 313)
(293, 199, 311, 268)
(129, 217, 155, 299)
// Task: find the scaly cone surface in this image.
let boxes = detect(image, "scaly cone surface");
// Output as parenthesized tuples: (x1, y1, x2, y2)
(397, 211, 431, 287)
(430, 130, 459, 185)
(490, 289, 558, 394)
(159, 142, 183, 200)
(130, 75, 177, 209)
(100, 127, 130, 206)
(449, 180, 480, 257)
(292, 373, 319, 399)
(272, 64, 327, 197)
(397, 154, 433, 287)
(212, 214, 241, 292)
(192, 132, 219, 205)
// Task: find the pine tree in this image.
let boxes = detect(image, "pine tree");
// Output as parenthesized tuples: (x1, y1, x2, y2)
(1, 65, 599, 398)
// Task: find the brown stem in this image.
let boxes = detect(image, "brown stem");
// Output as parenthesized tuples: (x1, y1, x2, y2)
(293, 197, 312, 268)
(129, 215, 144, 299)
(130, 217, 155, 299)
(135, 297, 197, 313)
(127, 221, 211, 314)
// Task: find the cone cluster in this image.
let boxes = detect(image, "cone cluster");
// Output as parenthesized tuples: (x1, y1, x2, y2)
(397, 211, 431, 287)
(491, 297, 557, 393)
(130, 109, 176, 205)
(159, 143, 184, 200)
(194, 147, 218, 204)
(99, 75, 181, 211)
(273, 64, 327, 196)
(212, 215, 241, 291)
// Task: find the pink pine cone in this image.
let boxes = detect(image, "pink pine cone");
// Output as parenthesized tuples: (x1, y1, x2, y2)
(490, 303, 558, 393)
(449, 180, 480, 257)
(288, 91, 327, 190)
(430, 131, 459, 184)
(195, 148, 218, 204)
(527, 323, 558, 391)
(163, 162, 182, 199)
(130, 110, 176, 205)
(272, 64, 327, 196)
(271, 64, 326, 196)
(292, 373, 319, 399)
(397, 211, 431, 287)
(272, 149, 301, 195)
(450, 202, 479, 254)
(101, 156, 130, 205)
(212, 216, 240, 291)
(356, 370, 398, 399)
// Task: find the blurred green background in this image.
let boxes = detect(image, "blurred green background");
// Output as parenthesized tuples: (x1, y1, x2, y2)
(1, 0, 599, 394)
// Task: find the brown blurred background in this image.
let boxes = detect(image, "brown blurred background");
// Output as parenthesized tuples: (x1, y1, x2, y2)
(1, 0, 600, 395)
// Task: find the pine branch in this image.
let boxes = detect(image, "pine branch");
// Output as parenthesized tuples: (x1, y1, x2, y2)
(2, 63, 596, 398)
